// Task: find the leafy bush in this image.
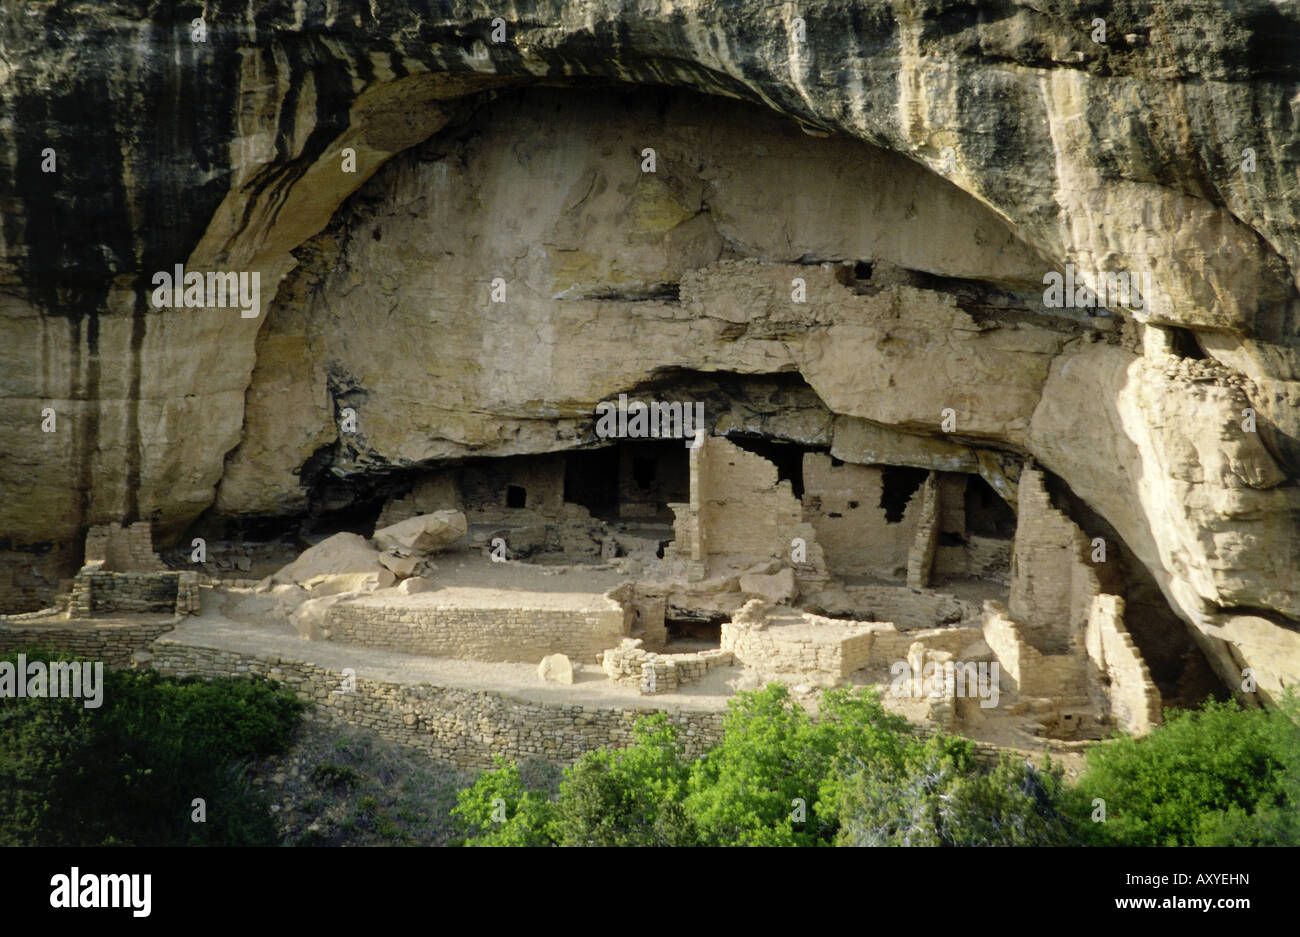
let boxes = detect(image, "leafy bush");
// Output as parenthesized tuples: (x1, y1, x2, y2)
(837, 749, 1085, 846)
(310, 762, 362, 789)
(455, 685, 980, 847)
(447, 684, 1300, 849)
(453, 715, 700, 846)
(451, 756, 556, 846)
(1078, 695, 1300, 846)
(549, 714, 696, 846)
(0, 648, 304, 846)
(684, 684, 926, 845)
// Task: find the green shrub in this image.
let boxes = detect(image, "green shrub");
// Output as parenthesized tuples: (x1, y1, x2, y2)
(684, 684, 925, 846)
(837, 748, 1085, 846)
(0, 648, 304, 846)
(310, 762, 362, 789)
(1078, 695, 1300, 846)
(455, 685, 951, 847)
(451, 756, 555, 846)
(549, 714, 695, 847)
(450, 684, 1300, 848)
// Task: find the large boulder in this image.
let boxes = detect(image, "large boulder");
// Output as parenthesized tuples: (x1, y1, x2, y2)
(538, 653, 574, 685)
(397, 576, 435, 595)
(303, 570, 394, 598)
(378, 551, 420, 579)
(373, 510, 467, 556)
(269, 532, 391, 590)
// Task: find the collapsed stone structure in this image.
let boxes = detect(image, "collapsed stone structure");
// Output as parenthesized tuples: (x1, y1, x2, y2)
(3, 523, 199, 622)
(115, 424, 1160, 742)
(0, 523, 196, 668)
(3, 2, 1298, 757)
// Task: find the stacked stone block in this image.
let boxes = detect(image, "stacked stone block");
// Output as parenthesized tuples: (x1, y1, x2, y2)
(981, 600, 1088, 698)
(601, 641, 734, 695)
(323, 602, 625, 663)
(1086, 593, 1162, 734)
(66, 569, 198, 617)
(83, 521, 165, 572)
(0, 616, 178, 666)
(722, 613, 874, 680)
(906, 472, 940, 589)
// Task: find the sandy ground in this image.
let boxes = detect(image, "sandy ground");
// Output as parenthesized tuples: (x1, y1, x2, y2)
(161, 571, 1093, 775)
(162, 586, 733, 711)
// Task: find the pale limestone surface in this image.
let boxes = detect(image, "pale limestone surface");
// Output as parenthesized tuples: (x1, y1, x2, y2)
(738, 568, 798, 604)
(372, 511, 467, 556)
(538, 653, 575, 685)
(269, 533, 389, 588)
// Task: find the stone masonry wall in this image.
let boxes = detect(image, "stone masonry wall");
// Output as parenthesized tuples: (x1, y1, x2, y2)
(698, 436, 821, 570)
(722, 615, 874, 679)
(601, 641, 735, 694)
(0, 616, 179, 666)
(152, 641, 725, 768)
(324, 601, 626, 664)
(935, 534, 1012, 583)
(1086, 593, 1163, 734)
(67, 570, 199, 617)
(1009, 467, 1101, 654)
(802, 455, 919, 579)
(906, 472, 940, 589)
(866, 624, 987, 668)
(982, 599, 1088, 697)
(83, 522, 165, 572)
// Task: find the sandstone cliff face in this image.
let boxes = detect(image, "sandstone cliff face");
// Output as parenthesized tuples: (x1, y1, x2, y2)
(1, 2, 1298, 700)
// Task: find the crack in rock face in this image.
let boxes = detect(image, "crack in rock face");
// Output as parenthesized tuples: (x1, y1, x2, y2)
(1, 2, 1298, 718)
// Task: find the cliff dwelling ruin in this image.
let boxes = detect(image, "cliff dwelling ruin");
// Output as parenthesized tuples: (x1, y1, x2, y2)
(4, 1, 1299, 771)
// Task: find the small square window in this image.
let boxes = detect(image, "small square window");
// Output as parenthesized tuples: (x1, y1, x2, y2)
(506, 485, 526, 509)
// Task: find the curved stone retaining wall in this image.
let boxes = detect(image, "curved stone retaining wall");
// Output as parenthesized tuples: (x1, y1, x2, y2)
(152, 641, 725, 768)
(0, 616, 178, 666)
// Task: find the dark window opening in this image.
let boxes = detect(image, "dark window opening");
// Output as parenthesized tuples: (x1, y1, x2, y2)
(879, 466, 929, 523)
(633, 457, 657, 490)
(829, 512, 843, 518)
(964, 474, 1017, 539)
(1170, 327, 1207, 361)
(621, 441, 690, 522)
(665, 617, 723, 649)
(505, 485, 527, 509)
(848, 500, 859, 509)
(564, 448, 620, 516)
(724, 435, 813, 499)
(853, 261, 873, 282)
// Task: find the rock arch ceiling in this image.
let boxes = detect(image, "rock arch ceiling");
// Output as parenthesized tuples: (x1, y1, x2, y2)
(0, 2, 1298, 699)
